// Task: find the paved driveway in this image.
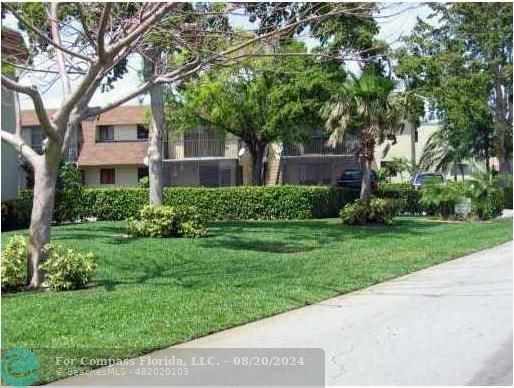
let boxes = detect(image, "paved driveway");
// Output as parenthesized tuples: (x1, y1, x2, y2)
(54, 241, 513, 386)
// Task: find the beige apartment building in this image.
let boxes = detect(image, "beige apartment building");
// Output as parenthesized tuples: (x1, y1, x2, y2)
(19, 105, 362, 188)
(19, 105, 457, 189)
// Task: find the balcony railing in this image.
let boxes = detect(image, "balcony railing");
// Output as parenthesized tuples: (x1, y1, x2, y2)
(283, 137, 359, 156)
(165, 138, 239, 159)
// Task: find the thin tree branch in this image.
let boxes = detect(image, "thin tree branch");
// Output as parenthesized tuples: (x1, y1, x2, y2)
(77, 3, 97, 49)
(49, 3, 72, 100)
(1, 59, 86, 75)
(84, 80, 154, 118)
(4, 3, 93, 64)
(0, 130, 39, 165)
(97, 3, 112, 60)
(1, 75, 57, 141)
(87, 3, 376, 119)
(107, 3, 176, 57)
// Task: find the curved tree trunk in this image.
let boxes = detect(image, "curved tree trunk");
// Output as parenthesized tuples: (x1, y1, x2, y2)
(27, 145, 60, 288)
(144, 51, 164, 205)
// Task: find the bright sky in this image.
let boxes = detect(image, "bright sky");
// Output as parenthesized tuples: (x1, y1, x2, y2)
(3, 3, 432, 110)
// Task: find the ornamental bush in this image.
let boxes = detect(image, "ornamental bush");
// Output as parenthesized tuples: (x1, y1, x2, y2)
(1, 235, 27, 290)
(339, 199, 369, 225)
(369, 197, 398, 225)
(467, 172, 507, 220)
(376, 183, 422, 215)
(420, 181, 466, 219)
(340, 197, 399, 225)
(127, 205, 207, 238)
(40, 244, 97, 291)
(471, 189, 504, 220)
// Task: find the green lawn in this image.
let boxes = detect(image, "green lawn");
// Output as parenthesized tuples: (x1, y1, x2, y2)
(2, 217, 512, 383)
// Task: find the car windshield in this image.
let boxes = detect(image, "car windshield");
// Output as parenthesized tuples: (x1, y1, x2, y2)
(341, 171, 362, 180)
(419, 174, 443, 183)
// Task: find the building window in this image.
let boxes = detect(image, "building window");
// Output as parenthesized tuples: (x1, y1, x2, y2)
(26, 126, 44, 154)
(137, 124, 149, 139)
(137, 167, 149, 181)
(100, 168, 115, 184)
(98, 125, 114, 142)
(79, 170, 86, 186)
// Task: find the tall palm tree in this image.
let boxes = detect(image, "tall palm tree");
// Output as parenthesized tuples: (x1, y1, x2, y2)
(323, 68, 401, 202)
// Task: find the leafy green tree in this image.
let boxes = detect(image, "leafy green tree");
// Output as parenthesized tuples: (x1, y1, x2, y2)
(245, 3, 379, 57)
(395, 2, 512, 173)
(167, 41, 345, 185)
(323, 67, 402, 202)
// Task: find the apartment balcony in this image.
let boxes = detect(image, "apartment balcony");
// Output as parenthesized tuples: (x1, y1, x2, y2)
(166, 138, 239, 160)
(283, 136, 360, 157)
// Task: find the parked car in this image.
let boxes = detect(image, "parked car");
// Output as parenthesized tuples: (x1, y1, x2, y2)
(411, 172, 444, 189)
(336, 169, 378, 191)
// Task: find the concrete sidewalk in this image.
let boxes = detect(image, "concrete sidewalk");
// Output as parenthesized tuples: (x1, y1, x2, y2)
(54, 241, 513, 386)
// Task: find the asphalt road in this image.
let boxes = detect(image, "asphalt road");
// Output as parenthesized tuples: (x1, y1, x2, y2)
(54, 241, 513, 386)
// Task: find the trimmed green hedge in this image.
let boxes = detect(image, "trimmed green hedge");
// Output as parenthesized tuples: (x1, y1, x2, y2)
(376, 183, 422, 215)
(2, 186, 359, 229)
(84, 186, 358, 221)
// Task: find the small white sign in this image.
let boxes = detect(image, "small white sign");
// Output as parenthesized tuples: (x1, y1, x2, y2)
(455, 198, 471, 216)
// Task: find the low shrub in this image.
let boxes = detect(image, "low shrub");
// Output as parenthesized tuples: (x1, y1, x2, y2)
(468, 172, 507, 220)
(1, 235, 27, 290)
(40, 244, 97, 291)
(127, 205, 207, 238)
(339, 199, 369, 225)
(471, 189, 504, 220)
(376, 183, 422, 215)
(340, 197, 398, 225)
(420, 181, 465, 219)
(369, 198, 398, 225)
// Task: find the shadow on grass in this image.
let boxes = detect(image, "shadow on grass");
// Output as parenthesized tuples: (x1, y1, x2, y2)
(52, 224, 125, 241)
(202, 218, 443, 252)
(39, 218, 447, 293)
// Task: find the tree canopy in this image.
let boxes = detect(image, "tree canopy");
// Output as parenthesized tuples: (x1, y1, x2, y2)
(167, 40, 346, 184)
(395, 2, 513, 173)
